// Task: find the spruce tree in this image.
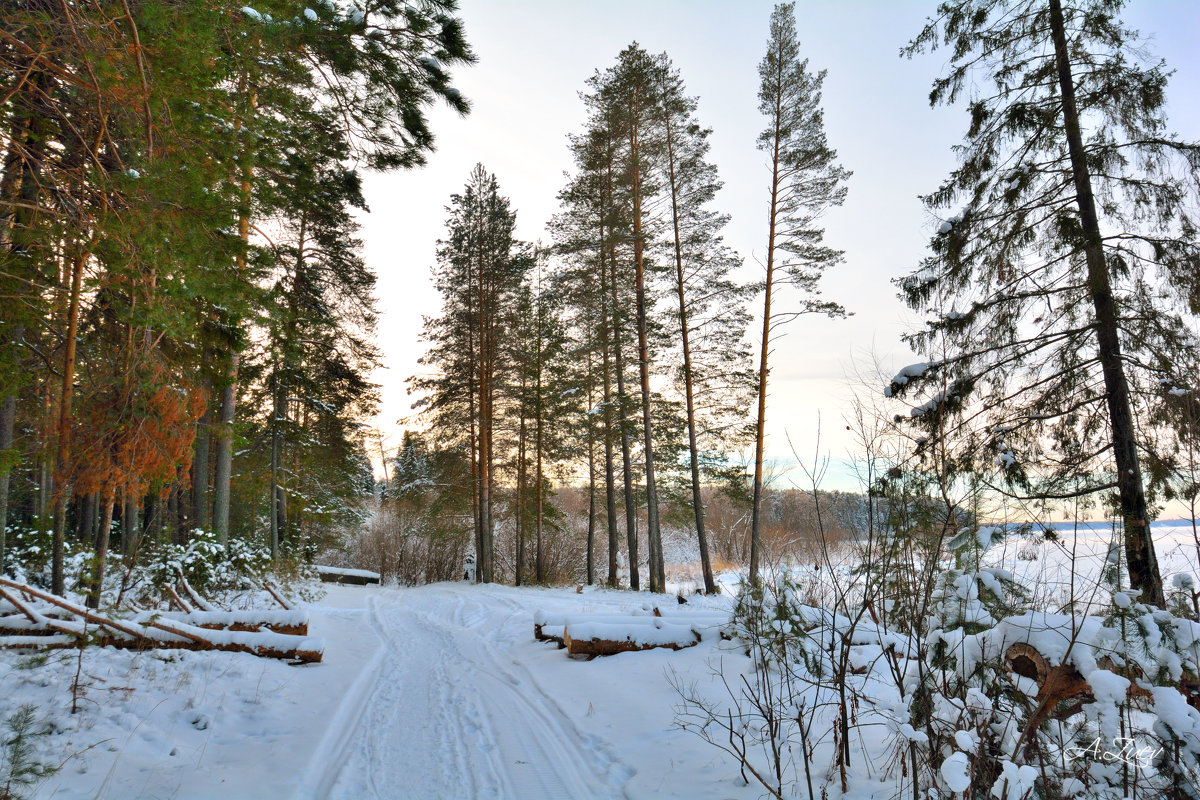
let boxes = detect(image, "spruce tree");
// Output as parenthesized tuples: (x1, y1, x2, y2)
(896, 0, 1200, 607)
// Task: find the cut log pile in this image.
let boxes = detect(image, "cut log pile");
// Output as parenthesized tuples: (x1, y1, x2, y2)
(534, 604, 727, 658)
(0, 576, 322, 663)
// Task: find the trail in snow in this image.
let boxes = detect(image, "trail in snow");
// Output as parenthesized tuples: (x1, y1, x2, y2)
(317, 584, 631, 799)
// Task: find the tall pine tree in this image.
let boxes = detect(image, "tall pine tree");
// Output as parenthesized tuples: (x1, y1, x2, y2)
(750, 3, 850, 581)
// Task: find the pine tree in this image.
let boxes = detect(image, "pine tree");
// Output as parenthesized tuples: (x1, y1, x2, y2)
(414, 165, 530, 584)
(896, 0, 1200, 607)
(750, 3, 850, 582)
(595, 44, 670, 593)
(508, 265, 577, 584)
(656, 54, 754, 595)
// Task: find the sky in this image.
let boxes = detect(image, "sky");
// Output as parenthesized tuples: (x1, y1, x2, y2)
(356, 0, 1200, 493)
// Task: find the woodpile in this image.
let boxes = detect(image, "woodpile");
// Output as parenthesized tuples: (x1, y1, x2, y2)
(0, 576, 322, 663)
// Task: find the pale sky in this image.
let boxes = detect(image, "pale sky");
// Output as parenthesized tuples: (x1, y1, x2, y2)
(357, 0, 1200, 492)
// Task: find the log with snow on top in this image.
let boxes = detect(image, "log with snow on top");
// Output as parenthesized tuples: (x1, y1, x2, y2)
(315, 565, 381, 585)
(0, 577, 323, 662)
(136, 608, 310, 636)
(533, 610, 663, 642)
(563, 620, 700, 658)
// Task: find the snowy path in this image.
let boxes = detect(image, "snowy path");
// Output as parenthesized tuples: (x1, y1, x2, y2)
(316, 585, 632, 799)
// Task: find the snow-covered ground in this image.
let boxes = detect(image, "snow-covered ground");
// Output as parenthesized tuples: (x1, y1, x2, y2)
(6, 581, 759, 799)
(5, 521, 1197, 799)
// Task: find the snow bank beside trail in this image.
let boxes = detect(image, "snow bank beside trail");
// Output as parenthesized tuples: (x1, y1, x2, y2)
(13, 585, 382, 800)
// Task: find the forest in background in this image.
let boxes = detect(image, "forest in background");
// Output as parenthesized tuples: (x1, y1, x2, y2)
(0, 0, 472, 598)
(0, 0, 1197, 618)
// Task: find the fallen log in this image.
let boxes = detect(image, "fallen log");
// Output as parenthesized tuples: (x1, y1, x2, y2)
(263, 580, 293, 610)
(0, 578, 322, 662)
(166, 585, 193, 613)
(534, 612, 662, 643)
(315, 566, 380, 586)
(144, 609, 309, 637)
(1004, 641, 1200, 727)
(563, 621, 700, 658)
(0, 587, 41, 625)
(537, 625, 566, 646)
(176, 567, 216, 612)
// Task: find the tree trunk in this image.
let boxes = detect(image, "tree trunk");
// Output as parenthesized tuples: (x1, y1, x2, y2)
(534, 312, 545, 584)
(586, 358, 597, 586)
(79, 493, 93, 546)
(1047, 0, 1163, 607)
(51, 247, 87, 596)
(516, 392, 526, 586)
(211, 354, 238, 544)
(213, 84, 255, 548)
(85, 489, 115, 610)
(192, 396, 210, 532)
(662, 101, 716, 595)
(468, 332, 481, 581)
(0, 388, 14, 572)
(599, 200, 620, 588)
(477, 313, 493, 584)
(0, 79, 39, 565)
(167, 483, 180, 544)
(750, 40, 787, 584)
(121, 491, 138, 557)
(145, 491, 161, 545)
(609, 243, 639, 591)
(269, 370, 280, 560)
(629, 103, 664, 594)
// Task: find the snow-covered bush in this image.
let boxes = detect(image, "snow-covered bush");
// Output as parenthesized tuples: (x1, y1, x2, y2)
(127, 530, 319, 608)
(1, 521, 56, 583)
(140, 529, 272, 594)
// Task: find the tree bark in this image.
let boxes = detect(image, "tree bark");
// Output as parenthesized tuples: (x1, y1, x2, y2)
(476, 224, 493, 585)
(586, 356, 597, 586)
(85, 489, 115, 609)
(269, 368, 280, 560)
(0, 389, 14, 572)
(192, 394, 210, 532)
(750, 35, 787, 584)
(662, 98, 716, 595)
(51, 246, 87, 595)
(534, 300, 544, 584)
(1047, 0, 1163, 607)
(0, 78, 38, 565)
(629, 92, 665, 594)
(213, 83, 255, 547)
(121, 490, 138, 557)
(599, 197, 620, 589)
(516, 389, 526, 586)
(609, 238, 639, 591)
(211, 353, 238, 544)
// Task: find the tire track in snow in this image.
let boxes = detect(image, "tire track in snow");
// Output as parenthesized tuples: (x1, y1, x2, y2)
(294, 601, 387, 800)
(413, 586, 633, 794)
(322, 584, 628, 799)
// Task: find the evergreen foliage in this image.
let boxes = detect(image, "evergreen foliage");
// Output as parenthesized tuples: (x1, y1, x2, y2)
(0, 0, 473, 590)
(749, 2, 851, 582)
(896, 0, 1200, 607)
